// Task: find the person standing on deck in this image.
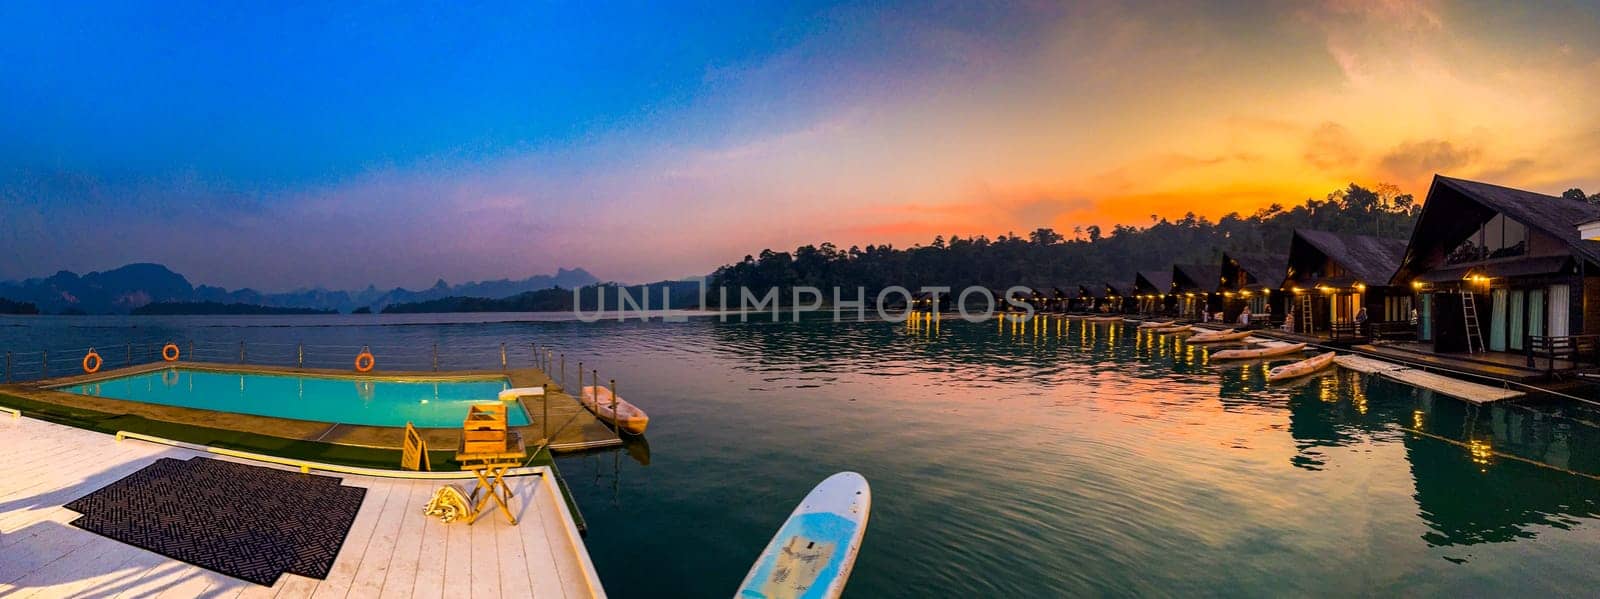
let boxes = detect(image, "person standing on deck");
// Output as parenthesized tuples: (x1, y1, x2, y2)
(1355, 307, 1369, 336)
(1410, 308, 1419, 326)
(1240, 306, 1252, 326)
(1283, 312, 1295, 333)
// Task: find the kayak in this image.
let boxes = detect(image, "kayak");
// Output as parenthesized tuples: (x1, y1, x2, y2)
(1211, 342, 1307, 361)
(579, 385, 650, 434)
(1268, 351, 1337, 382)
(1087, 315, 1124, 323)
(737, 472, 871, 599)
(1138, 320, 1175, 329)
(1186, 330, 1253, 344)
(1149, 324, 1192, 334)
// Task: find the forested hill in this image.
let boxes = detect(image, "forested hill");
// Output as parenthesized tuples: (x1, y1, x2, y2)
(709, 183, 1421, 300)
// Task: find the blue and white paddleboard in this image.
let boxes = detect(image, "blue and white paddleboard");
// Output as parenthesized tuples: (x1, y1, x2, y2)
(736, 472, 871, 599)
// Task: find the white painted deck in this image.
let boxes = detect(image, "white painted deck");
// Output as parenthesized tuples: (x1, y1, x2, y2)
(1335, 354, 1524, 404)
(0, 416, 605, 598)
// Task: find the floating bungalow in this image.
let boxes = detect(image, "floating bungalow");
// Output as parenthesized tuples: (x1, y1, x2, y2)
(1074, 282, 1108, 313)
(1022, 284, 1073, 313)
(911, 290, 953, 312)
(1390, 175, 1600, 358)
(1103, 282, 1131, 313)
(1171, 263, 1223, 321)
(1133, 270, 1174, 315)
(1281, 230, 1408, 339)
(1219, 252, 1287, 325)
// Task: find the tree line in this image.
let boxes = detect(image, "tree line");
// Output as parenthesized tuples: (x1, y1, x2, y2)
(708, 183, 1422, 305)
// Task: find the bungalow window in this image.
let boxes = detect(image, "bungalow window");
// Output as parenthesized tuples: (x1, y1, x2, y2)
(1446, 213, 1528, 264)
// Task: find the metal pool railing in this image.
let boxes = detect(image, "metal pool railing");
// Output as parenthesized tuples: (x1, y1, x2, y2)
(2, 339, 602, 384)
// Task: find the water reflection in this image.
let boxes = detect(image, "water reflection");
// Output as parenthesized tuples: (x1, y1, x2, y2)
(13, 313, 1600, 595)
(1280, 368, 1600, 547)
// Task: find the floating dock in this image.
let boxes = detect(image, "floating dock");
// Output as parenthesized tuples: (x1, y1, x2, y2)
(0, 416, 605, 597)
(1334, 354, 1524, 404)
(3, 361, 622, 454)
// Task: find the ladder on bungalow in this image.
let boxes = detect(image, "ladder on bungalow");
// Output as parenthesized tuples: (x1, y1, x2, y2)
(1462, 292, 1485, 354)
(1298, 293, 1313, 335)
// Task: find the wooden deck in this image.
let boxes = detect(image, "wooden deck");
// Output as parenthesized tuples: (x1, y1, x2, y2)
(1334, 354, 1524, 404)
(0, 416, 606, 598)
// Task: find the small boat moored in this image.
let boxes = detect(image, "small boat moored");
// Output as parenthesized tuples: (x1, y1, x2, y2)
(1210, 342, 1308, 361)
(579, 385, 650, 434)
(1137, 320, 1175, 329)
(1268, 351, 1337, 382)
(1186, 330, 1253, 344)
(1149, 324, 1192, 334)
(738, 472, 871, 599)
(1087, 315, 1124, 323)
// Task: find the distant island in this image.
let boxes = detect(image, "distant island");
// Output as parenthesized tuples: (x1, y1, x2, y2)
(0, 298, 39, 315)
(0, 263, 599, 315)
(383, 282, 703, 313)
(130, 302, 337, 316)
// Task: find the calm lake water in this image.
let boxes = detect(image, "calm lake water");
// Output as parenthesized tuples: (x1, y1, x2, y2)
(6, 313, 1600, 597)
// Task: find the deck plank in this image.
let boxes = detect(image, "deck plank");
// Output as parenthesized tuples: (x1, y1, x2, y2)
(494, 477, 535, 599)
(379, 480, 429, 598)
(308, 476, 395, 599)
(410, 489, 451, 599)
(441, 496, 475, 597)
(346, 478, 411, 598)
(517, 477, 567, 599)
(468, 508, 500, 599)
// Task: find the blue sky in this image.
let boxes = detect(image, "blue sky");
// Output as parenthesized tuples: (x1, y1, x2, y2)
(3, 1, 1598, 290)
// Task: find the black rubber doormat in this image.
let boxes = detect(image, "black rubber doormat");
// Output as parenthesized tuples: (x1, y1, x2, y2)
(63, 456, 367, 586)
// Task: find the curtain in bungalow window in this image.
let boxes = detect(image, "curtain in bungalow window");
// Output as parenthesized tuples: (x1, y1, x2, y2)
(1509, 290, 1525, 351)
(1489, 288, 1508, 352)
(1549, 285, 1570, 337)
(1529, 289, 1545, 339)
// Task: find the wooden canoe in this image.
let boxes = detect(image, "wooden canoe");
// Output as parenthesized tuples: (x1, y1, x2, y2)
(579, 385, 650, 434)
(1149, 324, 1192, 334)
(1268, 351, 1337, 382)
(1137, 320, 1175, 329)
(1186, 330, 1253, 344)
(1210, 342, 1307, 361)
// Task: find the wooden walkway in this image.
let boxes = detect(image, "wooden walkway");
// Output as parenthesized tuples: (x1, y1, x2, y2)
(0, 416, 605, 598)
(1334, 354, 1524, 404)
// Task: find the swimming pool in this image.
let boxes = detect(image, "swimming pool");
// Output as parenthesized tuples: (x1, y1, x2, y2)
(62, 368, 524, 428)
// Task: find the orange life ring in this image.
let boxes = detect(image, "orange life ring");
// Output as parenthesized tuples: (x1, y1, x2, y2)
(161, 343, 180, 362)
(354, 350, 376, 373)
(82, 350, 102, 374)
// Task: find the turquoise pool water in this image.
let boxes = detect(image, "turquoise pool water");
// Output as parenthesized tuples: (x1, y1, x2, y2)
(61, 368, 522, 428)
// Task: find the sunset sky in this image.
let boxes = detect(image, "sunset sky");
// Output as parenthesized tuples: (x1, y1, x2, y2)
(4, 1, 1600, 290)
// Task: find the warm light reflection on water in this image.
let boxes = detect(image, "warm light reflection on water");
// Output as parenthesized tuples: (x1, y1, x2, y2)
(7, 314, 1600, 597)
